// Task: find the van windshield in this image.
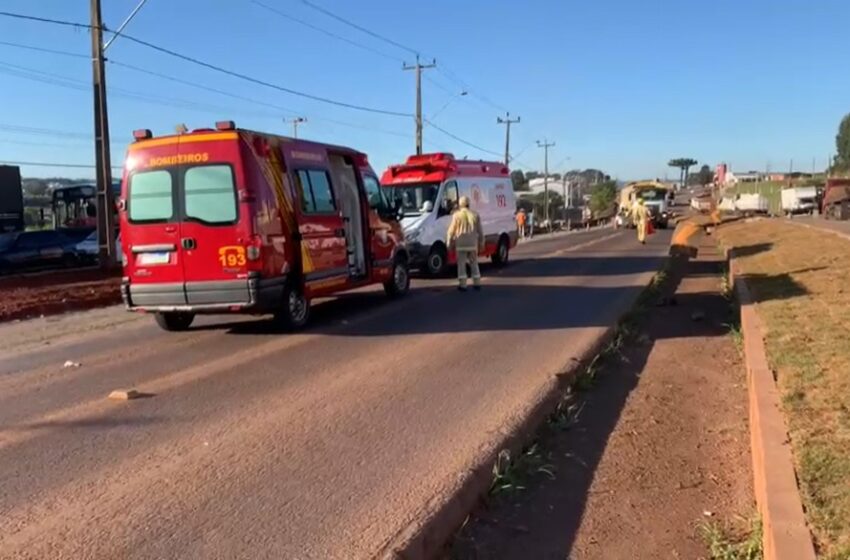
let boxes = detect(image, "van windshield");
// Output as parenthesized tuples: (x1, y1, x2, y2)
(384, 182, 439, 214)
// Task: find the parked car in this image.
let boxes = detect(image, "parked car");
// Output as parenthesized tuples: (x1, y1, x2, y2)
(0, 230, 79, 273)
(75, 231, 122, 265)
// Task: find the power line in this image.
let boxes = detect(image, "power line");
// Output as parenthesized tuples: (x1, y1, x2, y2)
(0, 40, 88, 59)
(109, 60, 410, 139)
(249, 0, 403, 63)
(117, 33, 411, 117)
(0, 159, 121, 170)
(0, 123, 92, 140)
(0, 61, 285, 120)
(0, 11, 92, 30)
(0, 9, 411, 118)
(424, 119, 501, 158)
(299, 0, 418, 56)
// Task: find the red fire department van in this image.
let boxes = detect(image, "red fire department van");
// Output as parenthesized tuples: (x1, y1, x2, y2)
(118, 121, 409, 331)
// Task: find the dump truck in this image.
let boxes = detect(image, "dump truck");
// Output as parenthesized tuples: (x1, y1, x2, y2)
(822, 178, 850, 220)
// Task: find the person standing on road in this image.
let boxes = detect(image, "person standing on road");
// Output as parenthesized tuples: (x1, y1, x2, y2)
(447, 196, 485, 291)
(630, 198, 650, 244)
(527, 209, 535, 239)
(516, 209, 527, 240)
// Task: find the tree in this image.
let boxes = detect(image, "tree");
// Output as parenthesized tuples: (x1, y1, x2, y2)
(589, 181, 617, 214)
(688, 164, 713, 186)
(668, 158, 698, 189)
(510, 169, 529, 192)
(835, 113, 850, 173)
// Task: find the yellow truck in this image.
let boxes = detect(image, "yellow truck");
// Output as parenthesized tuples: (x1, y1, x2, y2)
(617, 180, 673, 229)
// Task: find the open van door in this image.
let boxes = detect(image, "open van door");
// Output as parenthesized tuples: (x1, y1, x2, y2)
(291, 167, 349, 293)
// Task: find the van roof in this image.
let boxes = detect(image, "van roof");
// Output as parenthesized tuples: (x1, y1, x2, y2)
(127, 126, 366, 159)
(381, 152, 509, 185)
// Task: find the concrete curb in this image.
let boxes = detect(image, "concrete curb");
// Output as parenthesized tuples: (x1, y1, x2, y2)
(379, 324, 617, 560)
(727, 251, 816, 560)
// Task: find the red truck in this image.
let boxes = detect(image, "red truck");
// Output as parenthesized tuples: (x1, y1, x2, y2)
(119, 121, 409, 331)
(821, 177, 850, 220)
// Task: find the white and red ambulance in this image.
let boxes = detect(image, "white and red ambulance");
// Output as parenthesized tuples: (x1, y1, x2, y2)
(380, 153, 517, 275)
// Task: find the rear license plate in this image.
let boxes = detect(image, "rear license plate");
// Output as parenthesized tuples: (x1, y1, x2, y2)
(138, 252, 170, 265)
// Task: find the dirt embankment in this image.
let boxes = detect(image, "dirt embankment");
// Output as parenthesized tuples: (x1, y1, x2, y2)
(451, 238, 754, 559)
(0, 268, 121, 323)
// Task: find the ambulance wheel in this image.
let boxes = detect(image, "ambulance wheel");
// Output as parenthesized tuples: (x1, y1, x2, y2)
(154, 312, 195, 332)
(491, 235, 510, 267)
(275, 285, 310, 330)
(384, 256, 410, 297)
(426, 244, 448, 276)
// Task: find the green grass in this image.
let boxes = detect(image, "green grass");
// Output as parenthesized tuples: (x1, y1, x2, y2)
(701, 517, 763, 560)
(717, 220, 850, 556)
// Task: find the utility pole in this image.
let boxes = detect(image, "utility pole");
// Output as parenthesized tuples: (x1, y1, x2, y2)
(537, 139, 555, 229)
(403, 55, 436, 155)
(285, 117, 306, 139)
(496, 112, 520, 165)
(90, 0, 116, 264)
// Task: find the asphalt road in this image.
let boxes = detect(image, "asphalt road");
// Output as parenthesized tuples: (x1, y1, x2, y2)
(0, 226, 672, 560)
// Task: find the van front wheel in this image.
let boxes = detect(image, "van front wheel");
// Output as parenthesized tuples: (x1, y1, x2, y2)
(275, 285, 310, 330)
(384, 256, 410, 297)
(426, 244, 448, 276)
(154, 312, 195, 332)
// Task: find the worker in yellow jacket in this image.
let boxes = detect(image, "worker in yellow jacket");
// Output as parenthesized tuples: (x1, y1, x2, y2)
(630, 198, 650, 244)
(447, 196, 485, 291)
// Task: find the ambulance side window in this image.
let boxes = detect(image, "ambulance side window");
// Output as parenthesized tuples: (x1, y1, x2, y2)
(296, 169, 337, 214)
(439, 181, 458, 217)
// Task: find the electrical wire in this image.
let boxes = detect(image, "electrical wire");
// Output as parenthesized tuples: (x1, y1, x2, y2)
(0, 123, 92, 140)
(424, 119, 501, 158)
(0, 159, 122, 170)
(299, 0, 418, 56)
(0, 9, 412, 118)
(0, 40, 88, 59)
(117, 33, 411, 117)
(109, 60, 410, 139)
(249, 0, 403, 63)
(0, 11, 92, 30)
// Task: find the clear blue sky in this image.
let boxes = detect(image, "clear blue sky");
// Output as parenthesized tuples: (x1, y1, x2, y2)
(1, 0, 848, 180)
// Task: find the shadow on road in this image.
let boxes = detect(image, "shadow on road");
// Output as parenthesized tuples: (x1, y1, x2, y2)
(451, 253, 738, 559)
(212, 252, 675, 338)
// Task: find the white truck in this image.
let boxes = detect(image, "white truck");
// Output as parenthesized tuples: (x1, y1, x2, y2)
(781, 186, 818, 216)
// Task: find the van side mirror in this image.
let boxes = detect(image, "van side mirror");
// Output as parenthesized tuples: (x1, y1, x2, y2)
(421, 200, 434, 213)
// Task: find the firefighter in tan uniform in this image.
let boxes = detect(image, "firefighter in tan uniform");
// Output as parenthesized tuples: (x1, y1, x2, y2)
(631, 198, 650, 244)
(446, 196, 485, 291)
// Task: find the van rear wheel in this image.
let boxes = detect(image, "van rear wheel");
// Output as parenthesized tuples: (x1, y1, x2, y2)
(491, 235, 510, 267)
(274, 285, 310, 330)
(154, 312, 195, 332)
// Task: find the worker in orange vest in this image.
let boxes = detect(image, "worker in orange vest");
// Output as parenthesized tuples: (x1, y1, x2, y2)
(516, 209, 527, 239)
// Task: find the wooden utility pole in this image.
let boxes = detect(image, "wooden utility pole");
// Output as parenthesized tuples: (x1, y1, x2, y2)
(496, 112, 520, 165)
(537, 139, 555, 229)
(90, 0, 116, 263)
(403, 55, 436, 155)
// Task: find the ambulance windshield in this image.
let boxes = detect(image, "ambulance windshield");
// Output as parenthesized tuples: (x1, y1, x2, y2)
(384, 182, 439, 214)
